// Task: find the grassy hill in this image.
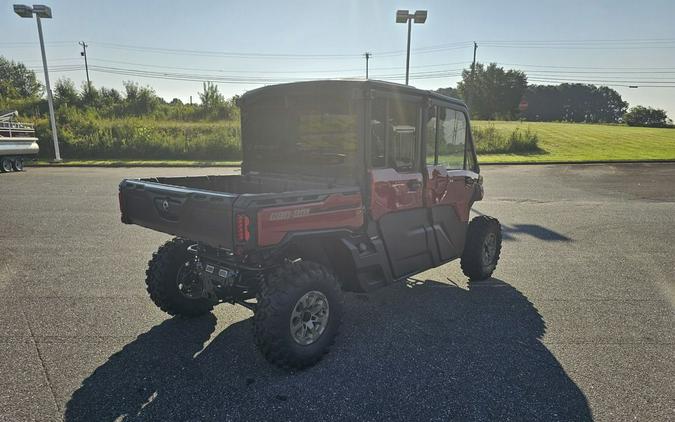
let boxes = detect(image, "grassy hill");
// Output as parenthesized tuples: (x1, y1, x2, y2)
(30, 118, 675, 166)
(473, 121, 675, 163)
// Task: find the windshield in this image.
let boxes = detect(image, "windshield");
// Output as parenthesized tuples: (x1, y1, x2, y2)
(241, 92, 360, 178)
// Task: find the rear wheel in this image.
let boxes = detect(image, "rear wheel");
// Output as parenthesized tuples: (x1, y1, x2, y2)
(12, 158, 23, 172)
(145, 238, 214, 317)
(460, 216, 502, 281)
(1, 158, 13, 172)
(254, 261, 343, 370)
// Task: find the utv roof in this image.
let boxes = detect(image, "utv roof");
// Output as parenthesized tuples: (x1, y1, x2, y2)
(240, 79, 466, 108)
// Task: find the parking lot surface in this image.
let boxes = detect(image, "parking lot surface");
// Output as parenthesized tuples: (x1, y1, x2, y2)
(1, 163, 673, 421)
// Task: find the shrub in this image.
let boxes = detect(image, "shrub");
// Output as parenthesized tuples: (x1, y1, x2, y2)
(623, 106, 672, 128)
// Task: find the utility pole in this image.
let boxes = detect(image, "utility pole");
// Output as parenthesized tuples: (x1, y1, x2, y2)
(469, 41, 478, 112)
(364, 52, 371, 79)
(471, 41, 477, 73)
(79, 41, 90, 92)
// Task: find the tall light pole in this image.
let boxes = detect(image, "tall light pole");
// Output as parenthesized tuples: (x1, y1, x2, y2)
(13, 4, 62, 162)
(396, 9, 427, 85)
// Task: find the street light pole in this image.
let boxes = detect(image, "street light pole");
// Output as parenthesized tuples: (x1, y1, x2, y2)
(405, 19, 412, 85)
(396, 10, 427, 86)
(35, 16, 61, 161)
(13, 4, 61, 162)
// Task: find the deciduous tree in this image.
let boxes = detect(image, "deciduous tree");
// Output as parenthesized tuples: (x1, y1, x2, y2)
(0, 56, 42, 99)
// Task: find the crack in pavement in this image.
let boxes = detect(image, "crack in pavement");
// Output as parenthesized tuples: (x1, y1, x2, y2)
(20, 306, 63, 421)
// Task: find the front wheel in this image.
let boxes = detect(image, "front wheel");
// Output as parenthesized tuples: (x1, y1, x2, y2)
(460, 216, 502, 281)
(145, 238, 214, 317)
(254, 261, 343, 370)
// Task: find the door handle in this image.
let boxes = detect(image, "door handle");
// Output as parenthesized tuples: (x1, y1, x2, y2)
(407, 179, 422, 191)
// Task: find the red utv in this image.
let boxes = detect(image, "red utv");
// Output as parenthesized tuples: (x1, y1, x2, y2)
(118, 80, 502, 369)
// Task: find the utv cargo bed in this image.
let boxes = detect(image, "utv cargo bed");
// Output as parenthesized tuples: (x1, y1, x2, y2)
(119, 174, 359, 250)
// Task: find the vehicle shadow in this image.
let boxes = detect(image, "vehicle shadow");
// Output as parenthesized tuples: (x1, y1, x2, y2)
(64, 278, 592, 421)
(501, 223, 572, 242)
(471, 208, 572, 242)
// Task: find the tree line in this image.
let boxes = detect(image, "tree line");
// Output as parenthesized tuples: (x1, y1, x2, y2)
(1, 56, 671, 128)
(437, 62, 672, 127)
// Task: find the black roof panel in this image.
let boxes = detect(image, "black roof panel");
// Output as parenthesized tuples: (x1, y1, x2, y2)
(240, 79, 466, 108)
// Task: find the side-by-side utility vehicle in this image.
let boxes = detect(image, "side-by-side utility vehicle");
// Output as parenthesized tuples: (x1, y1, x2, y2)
(118, 80, 502, 369)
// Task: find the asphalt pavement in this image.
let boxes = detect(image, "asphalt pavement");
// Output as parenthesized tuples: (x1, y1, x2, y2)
(0, 164, 673, 421)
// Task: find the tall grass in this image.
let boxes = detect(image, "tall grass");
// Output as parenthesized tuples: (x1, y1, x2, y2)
(34, 112, 241, 160)
(472, 124, 541, 154)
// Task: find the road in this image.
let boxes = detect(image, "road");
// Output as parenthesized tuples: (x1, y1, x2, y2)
(1, 164, 673, 421)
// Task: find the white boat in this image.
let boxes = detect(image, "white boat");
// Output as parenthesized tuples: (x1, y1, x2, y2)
(0, 110, 39, 172)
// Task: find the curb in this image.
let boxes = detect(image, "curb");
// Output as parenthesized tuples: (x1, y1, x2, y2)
(27, 162, 241, 168)
(479, 159, 675, 166)
(26, 159, 675, 168)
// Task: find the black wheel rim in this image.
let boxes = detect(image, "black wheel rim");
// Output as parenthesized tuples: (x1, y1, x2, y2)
(175, 261, 204, 299)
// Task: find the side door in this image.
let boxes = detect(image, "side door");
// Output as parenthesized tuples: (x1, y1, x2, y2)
(424, 104, 481, 261)
(368, 93, 436, 278)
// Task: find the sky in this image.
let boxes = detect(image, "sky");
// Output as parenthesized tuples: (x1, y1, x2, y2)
(2, 0, 675, 117)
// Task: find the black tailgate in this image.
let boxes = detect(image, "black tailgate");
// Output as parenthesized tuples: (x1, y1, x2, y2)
(119, 179, 237, 249)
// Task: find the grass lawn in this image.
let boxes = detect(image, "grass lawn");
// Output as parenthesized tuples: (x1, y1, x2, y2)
(473, 121, 675, 163)
(27, 121, 675, 166)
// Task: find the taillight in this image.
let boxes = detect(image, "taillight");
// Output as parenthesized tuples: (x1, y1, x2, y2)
(236, 214, 251, 242)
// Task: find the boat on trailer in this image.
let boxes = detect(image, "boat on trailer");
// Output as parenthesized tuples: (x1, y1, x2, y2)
(0, 110, 39, 172)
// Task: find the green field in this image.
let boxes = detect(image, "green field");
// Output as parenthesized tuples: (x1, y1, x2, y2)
(28, 120, 675, 167)
(473, 121, 675, 163)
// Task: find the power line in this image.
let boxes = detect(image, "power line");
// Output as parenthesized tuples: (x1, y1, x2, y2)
(76, 64, 462, 84)
(480, 42, 675, 50)
(5, 37, 675, 57)
(527, 79, 675, 88)
(90, 42, 364, 59)
(492, 62, 675, 70)
(478, 37, 675, 43)
(520, 69, 675, 75)
(85, 41, 473, 60)
(31, 56, 675, 75)
(29, 57, 471, 75)
(30, 62, 675, 86)
(527, 76, 675, 84)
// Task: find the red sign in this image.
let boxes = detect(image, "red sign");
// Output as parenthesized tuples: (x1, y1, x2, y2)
(518, 99, 528, 112)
